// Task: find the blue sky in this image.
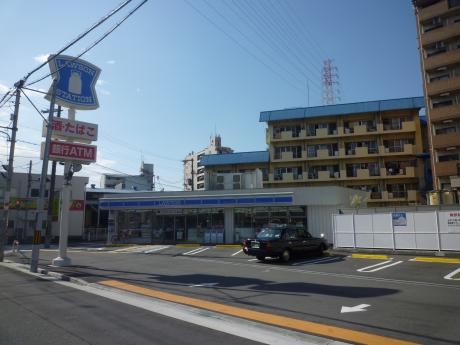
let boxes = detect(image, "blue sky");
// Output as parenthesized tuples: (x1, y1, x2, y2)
(0, 0, 422, 190)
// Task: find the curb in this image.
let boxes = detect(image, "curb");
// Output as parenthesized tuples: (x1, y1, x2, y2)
(0, 260, 89, 286)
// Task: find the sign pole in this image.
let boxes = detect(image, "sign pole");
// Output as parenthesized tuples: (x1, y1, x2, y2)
(30, 79, 57, 273)
(52, 108, 75, 267)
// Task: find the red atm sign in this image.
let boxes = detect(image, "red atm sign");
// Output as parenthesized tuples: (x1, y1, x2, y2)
(41, 141, 97, 163)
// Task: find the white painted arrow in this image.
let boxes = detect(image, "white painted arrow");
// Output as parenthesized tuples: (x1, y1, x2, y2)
(189, 282, 219, 288)
(340, 304, 371, 313)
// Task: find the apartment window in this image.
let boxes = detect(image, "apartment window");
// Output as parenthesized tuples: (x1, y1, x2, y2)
(308, 165, 339, 178)
(383, 117, 409, 130)
(422, 17, 443, 33)
(274, 167, 303, 180)
(438, 152, 460, 162)
(432, 96, 453, 108)
(273, 125, 302, 138)
(435, 126, 457, 135)
(425, 41, 447, 58)
(448, 0, 460, 9)
(274, 146, 302, 159)
(387, 184, 407, 199)
(306, 145, 317, 157)
(383, 139, 413, 153)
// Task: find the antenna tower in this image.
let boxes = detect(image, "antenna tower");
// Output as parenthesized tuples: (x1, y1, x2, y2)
(322, 59, 341, 105)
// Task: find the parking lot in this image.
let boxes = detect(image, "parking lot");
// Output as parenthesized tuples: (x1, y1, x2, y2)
(9, 244, 460, 344)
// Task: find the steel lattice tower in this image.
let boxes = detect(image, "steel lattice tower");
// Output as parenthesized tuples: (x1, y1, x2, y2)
(322, 59, 341, 105)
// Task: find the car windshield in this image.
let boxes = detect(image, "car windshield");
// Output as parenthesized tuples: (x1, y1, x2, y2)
(256, 227, 283, 240)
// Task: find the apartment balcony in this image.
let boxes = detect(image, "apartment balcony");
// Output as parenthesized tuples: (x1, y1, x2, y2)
(422, 21, 460, 46)
(273, 130, 306, 142)
(380, 166, 417, 178)
(429, 103, 460, 122)
(432, 132, 460, 149)
(306, 170, 340, 181)
(427, 75, 460, 96)
(342, 125, 378, 137)
(344, 146, 379, 158)
(379, 144, 415, 156)
(435, 159, 460, 176)
(281, 151, 293, 160)
(379, 121, 416, 133)
(424, 49, 460, 71)
(417, 0, 448, 22)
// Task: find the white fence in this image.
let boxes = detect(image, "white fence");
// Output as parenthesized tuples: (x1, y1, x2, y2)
(333, 210, 460, 251)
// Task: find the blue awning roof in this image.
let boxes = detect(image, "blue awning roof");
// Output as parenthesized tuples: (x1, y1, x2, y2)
(259, 97, 425, 122)
(200, 151, 269, 166)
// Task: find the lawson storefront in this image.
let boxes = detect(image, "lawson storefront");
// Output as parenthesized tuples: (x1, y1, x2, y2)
(99, 187, 365, 245)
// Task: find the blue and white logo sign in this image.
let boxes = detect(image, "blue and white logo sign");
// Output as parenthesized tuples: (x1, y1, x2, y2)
(45, 55, 101, 110)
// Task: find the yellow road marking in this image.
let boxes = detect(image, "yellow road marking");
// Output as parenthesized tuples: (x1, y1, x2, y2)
(352, 254, 389, 260)
(412, 257, 460, 264)
(99, 279, 418, 345)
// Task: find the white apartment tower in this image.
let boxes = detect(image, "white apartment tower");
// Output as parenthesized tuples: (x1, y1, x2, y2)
(183, 135, 233, 191)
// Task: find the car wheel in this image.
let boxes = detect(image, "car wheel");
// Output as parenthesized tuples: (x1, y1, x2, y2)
(280, 249, 291, 263)
(318, 243, 327, 256)
(256, 255, 265, 261)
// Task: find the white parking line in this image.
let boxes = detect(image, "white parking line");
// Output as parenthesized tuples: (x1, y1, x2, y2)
(144, 246, 169, 254)
(357, 260, 403, 273)
(231, 249, 243, 256)
(183, 247, 210, 256)
(291, 256, 340, 266)
(444, 267, 460, 281)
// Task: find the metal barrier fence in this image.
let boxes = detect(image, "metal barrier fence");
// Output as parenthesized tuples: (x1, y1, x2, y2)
(333, 210, 460, 251)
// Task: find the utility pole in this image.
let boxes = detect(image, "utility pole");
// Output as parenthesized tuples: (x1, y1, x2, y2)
(23, 160, 32, 241)
(30, 79, 57, 272)
(0, 80, 23, 262)
(44, 105, 61, 248)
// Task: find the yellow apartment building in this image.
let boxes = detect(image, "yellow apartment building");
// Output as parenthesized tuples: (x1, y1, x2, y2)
(413, 0, 460, 191)
(260, 97, 427, 206)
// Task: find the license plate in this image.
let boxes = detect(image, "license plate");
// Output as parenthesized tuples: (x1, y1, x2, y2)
(252, 241, 260, 248)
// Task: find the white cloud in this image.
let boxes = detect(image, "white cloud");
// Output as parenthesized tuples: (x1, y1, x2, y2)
(106, 60, 116, 65)
(33, 54, 50, 64)
(99, 89, 111, 96)
(0, 83, 10, 93)
(96, 79, 106, 86)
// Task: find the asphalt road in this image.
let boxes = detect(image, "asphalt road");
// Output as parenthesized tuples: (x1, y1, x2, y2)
(6, 244, 460, 345)
(0, 266, 265, 345)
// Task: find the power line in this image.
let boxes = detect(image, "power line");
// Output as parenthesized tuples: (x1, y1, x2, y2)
(23, 0, 134, 82)
(182, 0, 305, 94)
(237, 0, 322, 91)
(204, 0, 305, 87)
(27, 0, 149, 87)
(19, 88, 48, 123)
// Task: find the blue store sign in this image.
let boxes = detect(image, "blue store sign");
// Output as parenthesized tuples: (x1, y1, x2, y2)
(45, 55, 101, 110)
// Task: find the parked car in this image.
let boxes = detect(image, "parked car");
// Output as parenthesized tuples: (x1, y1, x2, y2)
(242, 225, 328, 262)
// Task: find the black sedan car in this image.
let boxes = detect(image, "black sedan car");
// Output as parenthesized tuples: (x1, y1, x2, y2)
(242, 225, 328, 262)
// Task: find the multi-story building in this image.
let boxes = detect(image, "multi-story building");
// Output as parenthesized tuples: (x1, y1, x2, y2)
(260, 97, 427, 206)
(101, 162, 154, 191)
(413, 0, 460, 191)
(183, 135, 233, 191)
(0, 172, 88, 242)
(200, 151, 269, 190)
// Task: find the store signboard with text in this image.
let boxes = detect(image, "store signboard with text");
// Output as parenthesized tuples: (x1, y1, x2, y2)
(41, 141, 97, 164)
(43, 118, 98, 142)
(45, 55, 101, 110)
